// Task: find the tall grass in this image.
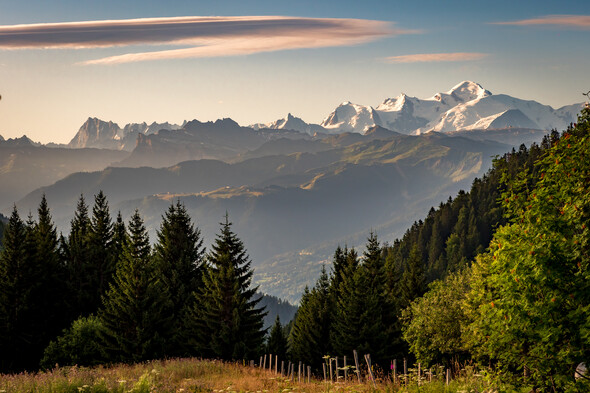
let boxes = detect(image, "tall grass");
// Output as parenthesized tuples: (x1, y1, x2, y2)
(0, 358, 528, 393)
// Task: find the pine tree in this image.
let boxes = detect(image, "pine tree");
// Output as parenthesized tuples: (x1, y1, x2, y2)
(289, 266, 332, 370)
(0, 207, 33, 372)
(112, 211, 126, 265)
(99, 210, 172, 363)
(87, 191, 115, 313)
(153, 201, 205, 356)
(189, 214, 265, 360)
(65, 195, 92, 318)
(266, 316, 288, 360)
(399, 243, 425, 308)
(34, 195, 68, 355)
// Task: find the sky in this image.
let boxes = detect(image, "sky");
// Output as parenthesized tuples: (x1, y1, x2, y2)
(0, 0, 589, 144)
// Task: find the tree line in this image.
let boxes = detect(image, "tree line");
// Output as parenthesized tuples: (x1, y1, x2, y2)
(286, 106, 590, 392)
(0, 196, 265, 373)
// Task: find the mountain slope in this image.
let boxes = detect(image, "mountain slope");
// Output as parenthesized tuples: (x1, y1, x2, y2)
(15, 132, 511, 302)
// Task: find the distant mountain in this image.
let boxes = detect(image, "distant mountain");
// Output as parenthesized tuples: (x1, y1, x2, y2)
(0, 135, 41, 147)
(318, 81, 583, 135)
(0, 144, 128, 209)
(251, 113, 325, 135)
(118, 118, 311, 168)
(68, 117, 182, 150)
(16, 131, 511, 302)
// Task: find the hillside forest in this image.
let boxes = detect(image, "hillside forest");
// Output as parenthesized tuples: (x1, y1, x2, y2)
(0, 106, 589, 392)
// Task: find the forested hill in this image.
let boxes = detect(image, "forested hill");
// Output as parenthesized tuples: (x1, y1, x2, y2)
(289, 106, 590, 391)
(382, 130, 558, 292)
(288, 127, 564, 368)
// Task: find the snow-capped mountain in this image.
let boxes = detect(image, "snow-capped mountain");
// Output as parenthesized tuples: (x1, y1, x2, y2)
(319, 81, 583, 135)
(251, 113, 324, 135)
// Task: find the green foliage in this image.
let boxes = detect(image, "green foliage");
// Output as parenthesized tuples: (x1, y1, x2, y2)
(153, 200, 205, 357)
(87, 191, 116, 313)
(266, 316, 288, 360)
(465, 107, 590, 391)
(402, 268, 471, 366)
(188, 214, 266, 360)
(99, 210, 173, 363)
(289, 267, 332, 369)
(41, 315, 107, 369)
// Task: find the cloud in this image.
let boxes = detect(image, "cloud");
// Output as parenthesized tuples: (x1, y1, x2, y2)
(0, 16, 409, 64)
(385, 52, 488, 64)
(493, 15, 590, 29)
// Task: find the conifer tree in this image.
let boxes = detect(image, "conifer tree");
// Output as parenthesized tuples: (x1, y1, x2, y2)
(87, 191, 115, 312)
(289, 267, 332, 370)
(189, 214, 265, 360)
(153, 201, 205, 356)
(112, 211, 126, 264)
(65, 195, 92, 318)
(266, 316, 288, 360)
(0, 208, 33, 372)
(99, 210, 172, 363)
(399, 243, 425, 308)
(34, 195, 68, 353)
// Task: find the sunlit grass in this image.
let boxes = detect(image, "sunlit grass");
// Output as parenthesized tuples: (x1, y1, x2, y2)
(0, 358, 527, 393)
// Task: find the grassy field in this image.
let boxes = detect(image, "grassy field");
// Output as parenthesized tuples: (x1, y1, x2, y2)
(0, 358, 522, 393)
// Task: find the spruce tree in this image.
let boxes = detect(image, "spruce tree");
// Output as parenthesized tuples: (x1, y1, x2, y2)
(34, 195, 68, 355)
(266, 316, 288, 360)
(289, 267, 332, 370)
(153, 201, 205, 356)
(87, 191, 115, 313)
(65, 195, 92, 318)
(0, 208, 33, 372)
(189, 214, 265, 360)
(112, 211, 126, 264)
(99, 210, 172, 363)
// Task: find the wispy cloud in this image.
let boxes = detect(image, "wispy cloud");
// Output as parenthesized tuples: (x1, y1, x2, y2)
(493, 15, 590, 29)
(385, 52, 488, 64)
(0, 16, 411, 64)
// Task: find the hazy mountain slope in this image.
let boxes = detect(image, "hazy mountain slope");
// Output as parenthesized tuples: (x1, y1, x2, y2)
(117, 118, 312, 168)
(15, 131, 511, 302)
(0, 144, 128, 209)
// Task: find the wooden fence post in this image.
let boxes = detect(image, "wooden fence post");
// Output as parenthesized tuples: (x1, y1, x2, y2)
(364, 354, 376, 388)
(275, 355, 278, 374)
(335, 356, 339, 381)
(263, 354, 267, 370)
(418, 363, 421, 386)
(307, 366, 311, 383)
(344, 356, 348, 381)
(404, 358, 407, 385)
(323, 363, 327, 382)
(353, 350, 361, 383)
(281, 360, 285, 376)
(298, 361, 302, 383)
(393, 359, 397, 385)
(446, 368, 450, 385)
(259, 356, 263, 368)
(329, 358, 333, 383)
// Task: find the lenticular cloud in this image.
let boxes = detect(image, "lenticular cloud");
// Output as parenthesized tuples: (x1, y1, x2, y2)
(0, 16, 403, 64)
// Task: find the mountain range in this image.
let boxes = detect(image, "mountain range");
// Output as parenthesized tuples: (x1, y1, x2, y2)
(1, 81, 585, 302)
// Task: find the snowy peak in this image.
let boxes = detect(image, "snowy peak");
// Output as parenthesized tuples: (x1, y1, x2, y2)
(320, 81, 581, 135)
(321, 102, 380, 134)
(447, 80, 492, 102)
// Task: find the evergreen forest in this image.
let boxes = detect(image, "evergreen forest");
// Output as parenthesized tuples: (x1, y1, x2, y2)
(0, 106, 589, 392)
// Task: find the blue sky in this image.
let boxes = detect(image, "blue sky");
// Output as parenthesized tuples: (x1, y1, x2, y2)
(0, 0, 588, 143)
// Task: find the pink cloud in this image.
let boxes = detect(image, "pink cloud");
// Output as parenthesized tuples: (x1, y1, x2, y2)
(0, 16, 412, 64)
(493, 15, 590, 29)
(385, 52, 488, 64)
